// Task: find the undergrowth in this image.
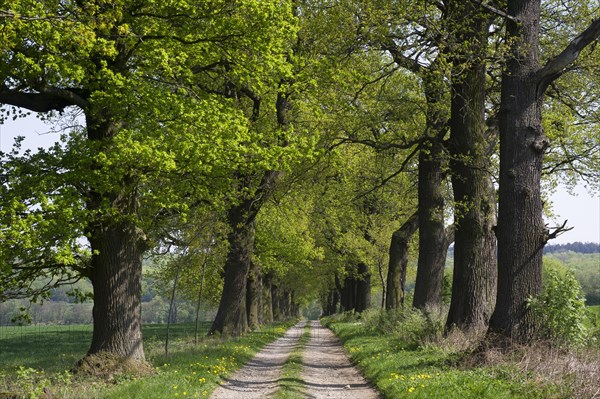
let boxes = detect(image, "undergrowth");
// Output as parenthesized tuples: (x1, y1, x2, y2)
(323, 308, 600, 399)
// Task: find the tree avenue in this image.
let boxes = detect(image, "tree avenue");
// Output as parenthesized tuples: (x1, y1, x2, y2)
(1, 0, 296, 371)
(1, 0, 599, 379)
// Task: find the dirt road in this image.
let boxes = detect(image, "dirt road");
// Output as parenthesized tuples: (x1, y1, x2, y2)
(301, 320, 380, 398)
(210, 320, 380, 399)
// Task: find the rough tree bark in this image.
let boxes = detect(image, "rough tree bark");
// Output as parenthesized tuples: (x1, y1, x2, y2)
(246, 260, 261, 329)
(262, 275, 274, 324)
(209, 199, 256, 335)
(446, 0, 497, 332)
(355, 263, 371, 313)
(281, 290, 292, 319)
(86, 222, 146, 363)
(413, 142, 450, 310)
(272, 283, 282, 321)
(323, 287, 340, 316)
(489, 0, 600, 342)
(340, 275, 357, 311)
(411, 65, 453, 311)
(385, 212, 419, 310)
(257, 273, 264, 325)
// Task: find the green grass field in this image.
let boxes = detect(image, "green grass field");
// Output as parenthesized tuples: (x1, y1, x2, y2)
(0, 323, 213, 373)
(0, 321, 294, 399)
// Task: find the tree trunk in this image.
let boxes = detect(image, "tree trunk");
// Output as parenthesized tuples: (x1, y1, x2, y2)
(281, 290, 292, 319)
(413, 143, 449, 310)
(386, 212, 419, 310)
(446, 1, 497, 332)
(257, 273, 264, 325)
(272, 284, 282, 321)
(246, 260, 261, 329)
(323, 290, 333, 316)
(332, 289, 340, 314)
(85, 223, 146, 363)
(378, 258, 386, 309)
(237, 283, 248, 334)
(290, 290, 298, 318)
(165, 260, 183, 357)
(77, 116, 149, 372)
(487, 0, 600, 343)
(209, 203, 256, 336)
(194, 257, 207, 345)
(341, 275, 356, 312)
(324, 287, 339, 315)
(412, 64, 451, 311)
(355, 263, 371, 313)
(209, 169, 280, 336)
(489, 0, 546, 342)
(263, 277, 274, 324)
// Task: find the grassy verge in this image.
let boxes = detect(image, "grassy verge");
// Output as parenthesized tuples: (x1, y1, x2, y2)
(273, 322, 312, 399)
(322, 314, 597, 399)
(0, 321, 296, 399)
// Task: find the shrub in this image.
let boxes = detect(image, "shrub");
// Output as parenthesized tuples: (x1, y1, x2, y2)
(528, 270, 590, 347)
(359, 306, 446, 348)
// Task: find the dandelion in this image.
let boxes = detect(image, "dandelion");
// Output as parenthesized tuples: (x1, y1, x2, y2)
(408, 387, 415, 393)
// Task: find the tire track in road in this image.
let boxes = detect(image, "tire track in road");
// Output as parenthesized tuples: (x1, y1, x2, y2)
(301, 320, 380, 399)
(210, 321, 305, 399)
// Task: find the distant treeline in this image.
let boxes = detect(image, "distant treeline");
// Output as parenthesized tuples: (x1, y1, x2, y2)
(544, 241, 600, 254)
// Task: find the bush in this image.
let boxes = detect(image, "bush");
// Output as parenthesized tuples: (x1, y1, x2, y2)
(322, 310, 359, 325)
(360, 306, 446, 348)
(528, 270, 590, 347)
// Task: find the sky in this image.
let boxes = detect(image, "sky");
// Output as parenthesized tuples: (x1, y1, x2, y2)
(1, 115, 599, 245)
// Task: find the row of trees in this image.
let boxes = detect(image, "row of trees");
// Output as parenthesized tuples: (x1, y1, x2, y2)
(545, 242, 600, 254)
(1, 0, 598, 373)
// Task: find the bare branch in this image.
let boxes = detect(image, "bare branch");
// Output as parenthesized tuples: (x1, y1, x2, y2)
(330, 136, 422, 152)
(352, 144, 420, 201)
(545, 219, 574, 243)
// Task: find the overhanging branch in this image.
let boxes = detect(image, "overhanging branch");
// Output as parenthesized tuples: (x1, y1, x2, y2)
(537, 18, 600, 90)
(545, 220, 574, 243)
(471, 0, 518, 23)
(0, 84, 88, 112)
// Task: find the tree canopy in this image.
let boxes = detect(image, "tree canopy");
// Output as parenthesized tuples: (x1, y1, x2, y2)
(1, 0, 599, 369)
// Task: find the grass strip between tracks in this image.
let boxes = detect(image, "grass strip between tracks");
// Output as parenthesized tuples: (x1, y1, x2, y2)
(273, 322, 312, 399)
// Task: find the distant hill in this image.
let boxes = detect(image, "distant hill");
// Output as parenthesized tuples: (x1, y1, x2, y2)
(448, 241, 599, 257)
(544, 241, 600, 254)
